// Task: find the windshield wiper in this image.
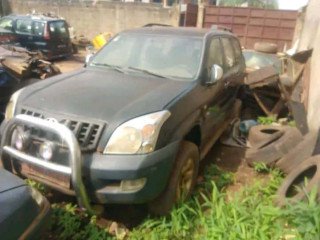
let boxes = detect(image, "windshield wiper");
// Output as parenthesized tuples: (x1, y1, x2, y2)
(90, 63, 125, 73)
(126, 67, 167, 78)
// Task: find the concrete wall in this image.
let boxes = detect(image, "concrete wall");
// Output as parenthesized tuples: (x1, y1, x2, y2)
(4, 0, 179, 38)
(296, 0, 320, 131)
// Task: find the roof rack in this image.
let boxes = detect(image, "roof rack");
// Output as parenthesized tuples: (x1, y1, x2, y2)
(143, 23, 173, 27)
(211, 25, 232, 33)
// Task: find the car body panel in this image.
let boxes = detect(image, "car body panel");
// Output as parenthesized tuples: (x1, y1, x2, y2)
(0, 169, 51, 240)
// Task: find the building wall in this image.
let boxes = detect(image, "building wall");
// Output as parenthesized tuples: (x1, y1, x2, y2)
(3, 0, 179, 38)
(296, 0, 320, 131)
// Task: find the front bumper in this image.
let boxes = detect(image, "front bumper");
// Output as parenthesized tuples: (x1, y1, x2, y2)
(0, 115, 179, 212)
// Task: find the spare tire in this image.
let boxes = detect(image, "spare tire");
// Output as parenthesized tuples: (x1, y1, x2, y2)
(254, 42, 278, 54)
(247, 125, 287, 149)
(246, 127, 303, 167)
(276, 132, 318, 174)
(276, 156, 320, 207)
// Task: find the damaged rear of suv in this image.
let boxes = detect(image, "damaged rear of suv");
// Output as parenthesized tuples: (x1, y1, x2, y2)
(0, 27, 245, 215)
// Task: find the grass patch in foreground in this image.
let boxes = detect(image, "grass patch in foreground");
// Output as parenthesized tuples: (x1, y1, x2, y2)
(130, 168, 320, 240)
(44, 165, 320, 240)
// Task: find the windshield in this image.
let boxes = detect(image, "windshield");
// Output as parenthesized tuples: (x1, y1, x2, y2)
(90, 33, 203, 80)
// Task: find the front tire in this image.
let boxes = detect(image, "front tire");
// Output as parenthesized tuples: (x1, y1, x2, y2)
(148, 141, 199, 216)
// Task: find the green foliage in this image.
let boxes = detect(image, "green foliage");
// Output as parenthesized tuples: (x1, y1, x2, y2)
(219, 0, 278, 9)
(49, 203, 114, 240)
(25, 179, 47, 194)
(129, 167, 320, 240)
(47, 164, 320, 240)
(253, 162, 270, 173)
(257, 115, 277, 125)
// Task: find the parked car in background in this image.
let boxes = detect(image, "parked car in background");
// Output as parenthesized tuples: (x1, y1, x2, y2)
(0, 26, 245, 215)
(0, 14, 72, 60)
(0, 169, 50, 240)
(243, 49, 282, 73)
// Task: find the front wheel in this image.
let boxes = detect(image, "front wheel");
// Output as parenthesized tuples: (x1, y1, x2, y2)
(148, 141, 199, 215)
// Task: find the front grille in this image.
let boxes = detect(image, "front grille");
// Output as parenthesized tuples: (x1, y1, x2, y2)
(20, 108, 105, 151)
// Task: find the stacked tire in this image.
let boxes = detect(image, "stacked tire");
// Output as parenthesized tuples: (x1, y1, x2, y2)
(245, 125, 320, 207)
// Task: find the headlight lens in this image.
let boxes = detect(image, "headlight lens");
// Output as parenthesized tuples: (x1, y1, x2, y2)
(5, 88, 24, 120)
(104, 110, 171, 154)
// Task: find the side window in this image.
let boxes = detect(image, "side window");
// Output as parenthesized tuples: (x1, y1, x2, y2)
(206, 38, 223, 78)
(16, 19, 33, 34)
(230, 38, 243, 63)
(221, 38, 236, 70)
(0, 18, 13, 30)
(33, 21, 45, 36)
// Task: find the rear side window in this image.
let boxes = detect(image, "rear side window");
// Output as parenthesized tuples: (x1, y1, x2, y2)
(33, 21, 45, 36)
(230, 38, 243, 64)
(49, 21, 69, 38)
(221, 38, 236, 69)
(16, 19, 33, 34)
(0, 18, 13, 30)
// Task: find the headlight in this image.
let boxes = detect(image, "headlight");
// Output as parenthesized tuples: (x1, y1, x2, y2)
(104, 110, 171, 154)
(5, 88, 24, 120)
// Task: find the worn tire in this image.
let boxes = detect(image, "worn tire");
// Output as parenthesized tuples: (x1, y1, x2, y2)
(254, 42, 278, 54)
(148, 141, 199, 216)
(247, 125, 288, 149)
(276, 156, 320, 207)
(276, 132, 318, 174)
(246, 127, 303, 167)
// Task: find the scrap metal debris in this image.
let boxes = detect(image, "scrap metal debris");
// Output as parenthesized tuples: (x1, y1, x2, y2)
(0, 45, 61, 80)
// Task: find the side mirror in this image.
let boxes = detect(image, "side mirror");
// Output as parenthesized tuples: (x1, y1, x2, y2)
(85, 53, 94, 66)
(208, 64, 223, 85)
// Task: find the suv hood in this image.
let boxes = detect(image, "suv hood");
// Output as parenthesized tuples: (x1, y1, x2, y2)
(18, 68, 193, 123)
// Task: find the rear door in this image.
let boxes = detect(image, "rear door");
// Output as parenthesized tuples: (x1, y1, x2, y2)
(48, 20, 71, 57)
(219, 37, 243, 113)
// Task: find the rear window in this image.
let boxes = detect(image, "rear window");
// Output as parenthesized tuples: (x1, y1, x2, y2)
(49, 21, 69, 38)
(33, 21, 45, 36)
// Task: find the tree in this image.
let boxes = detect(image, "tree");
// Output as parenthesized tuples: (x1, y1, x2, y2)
(218, 0, 278, 9)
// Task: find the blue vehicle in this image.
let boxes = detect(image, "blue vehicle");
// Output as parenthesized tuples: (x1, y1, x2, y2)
(0, 169, 50, 240)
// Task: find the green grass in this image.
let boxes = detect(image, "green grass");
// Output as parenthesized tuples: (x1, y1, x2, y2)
(38, 164, 320, 240)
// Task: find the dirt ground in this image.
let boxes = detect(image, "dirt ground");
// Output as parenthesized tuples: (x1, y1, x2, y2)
(53, 51, 86, 73)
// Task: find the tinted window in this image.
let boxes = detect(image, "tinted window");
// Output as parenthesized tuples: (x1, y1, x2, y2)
(16, 19, 33, 34)
(0, 18, 13, 30)
(221, 38, 235, 69)
(49, 21, 69, 38)
(206, 38, 223, 78)
(33, 21, 45, 36)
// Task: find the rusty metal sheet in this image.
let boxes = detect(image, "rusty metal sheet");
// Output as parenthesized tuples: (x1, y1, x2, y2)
(203, 6, 298, 49)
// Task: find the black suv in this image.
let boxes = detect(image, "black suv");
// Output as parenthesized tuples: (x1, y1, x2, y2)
(0, 14, 72, 59)
(0, 27, 245, 215)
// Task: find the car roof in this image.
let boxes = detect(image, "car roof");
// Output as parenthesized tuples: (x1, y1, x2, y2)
(121, 26, 234, 38)
(3, 14, 64, 22)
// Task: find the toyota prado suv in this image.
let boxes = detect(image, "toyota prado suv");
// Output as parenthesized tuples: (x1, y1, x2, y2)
(0, 26, 245, 215)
